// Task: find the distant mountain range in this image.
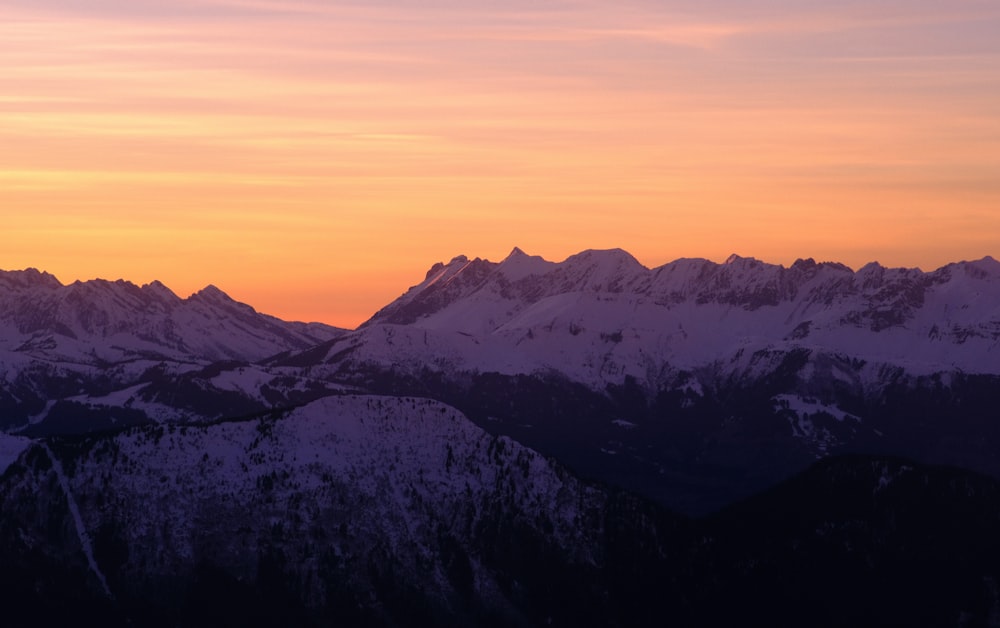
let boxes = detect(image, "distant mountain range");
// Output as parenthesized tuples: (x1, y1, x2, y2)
(0, 267, 344, 364)
(276, 248, 1000, 512)
(1, 249, 998, 626)
(359, 247, 1000, 381)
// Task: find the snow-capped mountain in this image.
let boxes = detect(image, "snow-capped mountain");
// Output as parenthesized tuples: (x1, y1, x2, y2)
(0, 268, 343, 364)
(347, 247, 1000, 385)
(280, 248, 1000, 513)
(0, 269, 345, 434)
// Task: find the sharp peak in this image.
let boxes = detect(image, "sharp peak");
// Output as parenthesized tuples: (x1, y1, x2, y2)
(496, 247, 557, 281)
(191, 284, 234, 301)
(501, 246, 555, 263)
(141, 279, 179, 299)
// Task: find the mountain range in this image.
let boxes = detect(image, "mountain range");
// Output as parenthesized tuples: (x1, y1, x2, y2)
(1, 248, 999, 626)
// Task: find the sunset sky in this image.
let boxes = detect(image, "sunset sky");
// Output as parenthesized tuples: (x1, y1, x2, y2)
(3, 1, 999, 327)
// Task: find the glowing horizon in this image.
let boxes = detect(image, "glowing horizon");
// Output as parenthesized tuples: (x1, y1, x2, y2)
(3, 1, 999, 327)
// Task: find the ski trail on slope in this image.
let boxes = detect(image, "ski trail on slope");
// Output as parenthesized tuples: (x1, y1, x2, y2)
(40, 443, 114, 599)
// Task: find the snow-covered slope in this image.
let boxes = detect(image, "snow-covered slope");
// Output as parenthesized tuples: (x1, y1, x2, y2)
(327, 248, 1000, 388)
(0, 395, 625, 624)
(0, 433, 31, 475)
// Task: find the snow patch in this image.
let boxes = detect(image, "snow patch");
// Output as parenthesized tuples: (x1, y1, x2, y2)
(611, 419, 637, 430)
(772, 394, 860, 424)
(0, 433, 31, 474)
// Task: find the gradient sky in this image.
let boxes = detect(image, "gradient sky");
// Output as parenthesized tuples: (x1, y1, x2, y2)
(3, 1, 999, 327)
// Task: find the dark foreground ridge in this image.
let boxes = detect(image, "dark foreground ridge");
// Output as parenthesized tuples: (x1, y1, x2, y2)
(2, 428, 999, 628)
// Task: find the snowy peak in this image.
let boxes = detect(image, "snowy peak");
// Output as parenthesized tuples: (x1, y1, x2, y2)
(421, 255, 488, 289)
(140, 280, 179, 301)
(497, 247, 556, 282)
(941, 256, 1000, 280)
(190, 284, 234, 303)
(363, 254, 498, 326)
(0, 268, 62, 290)
(555, 248, 646, 293)
(186, 284, 253, 316)
(0, 273, 344, 363)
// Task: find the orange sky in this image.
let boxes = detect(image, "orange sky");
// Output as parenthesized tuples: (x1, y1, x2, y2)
(3, 1, 999, 327)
